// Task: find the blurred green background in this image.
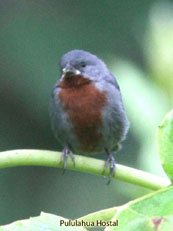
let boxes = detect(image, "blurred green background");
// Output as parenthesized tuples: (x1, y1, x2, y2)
(0, 0, 173, 226)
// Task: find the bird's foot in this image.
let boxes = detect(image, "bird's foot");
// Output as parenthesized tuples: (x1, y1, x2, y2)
(103, 148, 116, 185)
(61, 146, 75, 174)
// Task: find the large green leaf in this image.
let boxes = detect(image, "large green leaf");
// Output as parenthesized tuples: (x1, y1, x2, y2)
(156, 110, 173, 181)
(104, 186, 173, 231)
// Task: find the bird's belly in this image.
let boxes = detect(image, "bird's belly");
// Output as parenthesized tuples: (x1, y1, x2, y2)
(58, 84, 107, 153)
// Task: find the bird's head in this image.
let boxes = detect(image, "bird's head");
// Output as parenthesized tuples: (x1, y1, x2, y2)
(59, 50, 108, 84)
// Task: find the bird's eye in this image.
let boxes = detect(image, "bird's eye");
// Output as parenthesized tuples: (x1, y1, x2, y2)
(80, 62, 86, 68)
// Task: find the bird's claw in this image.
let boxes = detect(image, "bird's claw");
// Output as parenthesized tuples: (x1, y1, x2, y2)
(61, 146, 75, 174)
(103, 149, 116, 185)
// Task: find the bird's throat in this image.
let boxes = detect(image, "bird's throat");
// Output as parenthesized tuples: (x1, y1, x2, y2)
(58, 75, 91, 88)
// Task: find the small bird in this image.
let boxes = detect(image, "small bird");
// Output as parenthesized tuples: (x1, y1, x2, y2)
(50, 50, 129, 183)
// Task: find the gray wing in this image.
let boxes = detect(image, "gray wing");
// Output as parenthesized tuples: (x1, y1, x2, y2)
(105, 71, 120, 90)
(49, 84, 78, 149)
(49, 85, 69, 146)
(99, 73, 129, 150)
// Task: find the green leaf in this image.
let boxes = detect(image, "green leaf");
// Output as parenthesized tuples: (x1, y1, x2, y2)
(1, 187, 173, 231)
(104, 186, 173, 231)
(0, 212, 86, 231)
(105, 215, 173, 231)
(156, 110, 173, 181)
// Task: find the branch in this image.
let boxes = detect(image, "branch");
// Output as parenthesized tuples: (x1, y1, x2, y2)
(0, 149, 170, 190)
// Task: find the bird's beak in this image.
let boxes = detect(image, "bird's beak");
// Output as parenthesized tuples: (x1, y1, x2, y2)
(62, 64, 81, 78)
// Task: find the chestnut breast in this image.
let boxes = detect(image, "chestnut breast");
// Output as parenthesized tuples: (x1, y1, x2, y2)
(58, 75, 107, 152)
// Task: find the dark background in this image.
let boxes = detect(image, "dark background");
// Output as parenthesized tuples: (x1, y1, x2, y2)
(0, 0, 173, 226)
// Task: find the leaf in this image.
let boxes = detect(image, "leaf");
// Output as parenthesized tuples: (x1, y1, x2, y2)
(156, 110, 173, 181)
(0, 212, 86, 231)
(104, 186, 173, 231)
(2, 187, 173, 231)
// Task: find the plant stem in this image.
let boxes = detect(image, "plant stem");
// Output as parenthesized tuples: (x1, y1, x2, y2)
(0, 149, 170, 190)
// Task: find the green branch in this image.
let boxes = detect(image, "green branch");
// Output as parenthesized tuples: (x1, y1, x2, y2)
(0, 149, 170, 190)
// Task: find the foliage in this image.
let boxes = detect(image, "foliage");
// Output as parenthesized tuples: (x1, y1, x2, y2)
(157, 110, 173, 182)
(1, 187, 173, 230)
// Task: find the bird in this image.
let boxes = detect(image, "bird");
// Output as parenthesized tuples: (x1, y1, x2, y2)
(50, 50, 129, 183)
